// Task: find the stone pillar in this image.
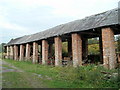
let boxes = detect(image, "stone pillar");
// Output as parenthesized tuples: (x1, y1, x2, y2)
(72, 33, 82, 67)
(14, 45, 18, 60)
(102, 27, 116, 69)
(54, 36, 62, 66)
(25, 43, 31, 61)
(68, 39, 72, 57)
(10, 46, 14, 59)
(82, 38, 88, 63)
(42, 40, 48, 65)
(33, 42, 38, 64)
(19, 44, 25, 61)
(7, 46, 10, 59)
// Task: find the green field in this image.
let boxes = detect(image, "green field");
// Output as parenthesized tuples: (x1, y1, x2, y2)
(2, 59, 119, 88)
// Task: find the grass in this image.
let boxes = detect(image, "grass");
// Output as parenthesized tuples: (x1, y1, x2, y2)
(2, 64, 14, 69)
(2, 59, 120, 88)
(2, 72, 46, 88)
(3, 72, 30, 88)
(2, 63, 46, 88)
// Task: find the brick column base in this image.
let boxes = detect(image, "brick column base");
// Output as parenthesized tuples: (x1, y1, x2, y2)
(33, 42, 38, 64)
(25, 43, 31, 61)
(10, 46, 14, 59)
(14, 45, 18, 60)
(102, 28, 116, 69)
(20, 45, 25, 61)
(7, 46, 10, 59)
(55, 36, 62, 66)
(72, 33, 82, 67)
(42, 40, 48, 65)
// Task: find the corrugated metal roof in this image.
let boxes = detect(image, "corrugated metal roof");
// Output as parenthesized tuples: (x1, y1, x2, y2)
(7, 8, 118, 46)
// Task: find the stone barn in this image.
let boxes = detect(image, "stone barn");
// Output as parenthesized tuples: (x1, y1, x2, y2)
(4, 8, 120, 69)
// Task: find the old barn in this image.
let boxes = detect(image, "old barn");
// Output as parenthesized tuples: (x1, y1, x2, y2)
(4, 8, 120, 69)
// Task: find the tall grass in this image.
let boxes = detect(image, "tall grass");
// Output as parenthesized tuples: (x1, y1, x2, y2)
(4, 59, 119, 88)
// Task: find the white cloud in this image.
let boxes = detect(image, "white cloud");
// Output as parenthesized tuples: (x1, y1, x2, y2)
(0, 22, 28, 31)
(0, 15, 28, 31)
(49, 0, 119, 18)
(1, 0, 119, 18)
(0, 0, 119, 43)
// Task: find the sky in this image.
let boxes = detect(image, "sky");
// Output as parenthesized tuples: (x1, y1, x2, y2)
(0, 0, 119, 43)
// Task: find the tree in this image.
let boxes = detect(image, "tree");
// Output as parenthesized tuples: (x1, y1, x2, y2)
(0, 43, 6, 53)
(88, 38, 99, 45)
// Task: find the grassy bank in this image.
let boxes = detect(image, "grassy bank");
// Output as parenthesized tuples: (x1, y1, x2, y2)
(3, 59, 119, 88)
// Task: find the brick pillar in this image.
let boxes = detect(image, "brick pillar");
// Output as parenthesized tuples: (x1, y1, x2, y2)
(68, 39, 72, 57)
(54, 36, 62, 66)
(19, 44, 25, 61)
(7, 46, 10, 59)
(25, 43, 31, 61)
(33, 42, 38, 64)
(82, 38, 88, 63)
(14, 45, 18, 60)
(72, 33, 82, 67)
(42, 40, 48, 65)
(10, 46, 14, 59)
(102, 28, 116, 69)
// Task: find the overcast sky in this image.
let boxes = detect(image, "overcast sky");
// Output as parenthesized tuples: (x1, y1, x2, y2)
(0, 0, 119, 43)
